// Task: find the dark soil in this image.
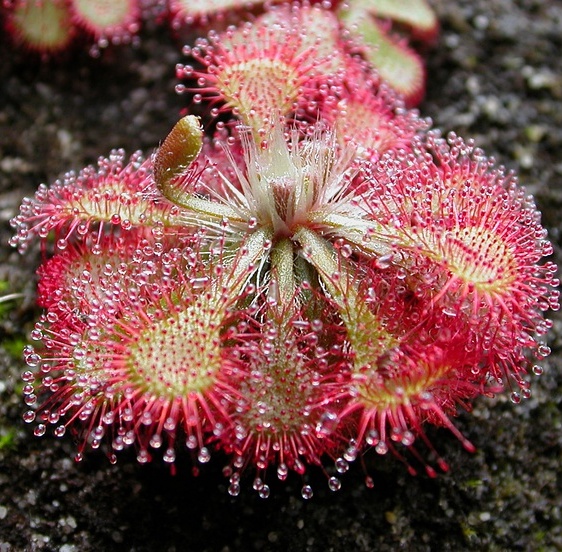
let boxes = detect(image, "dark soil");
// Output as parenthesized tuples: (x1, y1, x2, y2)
(1, 1, 561, 550)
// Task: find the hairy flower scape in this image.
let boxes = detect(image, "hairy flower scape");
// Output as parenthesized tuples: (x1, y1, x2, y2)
(12, 1, 559, 498)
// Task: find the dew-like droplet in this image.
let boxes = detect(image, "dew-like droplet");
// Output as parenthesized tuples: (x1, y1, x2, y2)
(150, 435, 163, 449)
(311, 319, 323, 332)
(190, 276, 210, 289)
(277, 463, 288, 481)
(25, 354, 40, 367)
(21, 371, 35, 382)
(510, 392, 521, 404)
(54, 425, 66, 437)
(123, 431, 135, 445)
(24, 394, 37, 406)
(401, 431, 415, 446)
(163, 448, 176, 463)
(328, 477, 341, 492)
(343, 444, 358, 462)
(340, 243, 353, 258)
(137, 449, 150, 463)
(316, 411, 338, 438)
(375, 254, 393, 269)
(198, 447, 211, 463)
(248, 217, 258, 229)
(72, 348, 86, 361)
(375, 441, 389, 455)
(301, 485, 313, 499)
(536, 345, 551, 359)
(365, 429, 379, 445)
(34, 424, 46, 436)
(335, 457, 349, 473)
(228, 483, 241, 496)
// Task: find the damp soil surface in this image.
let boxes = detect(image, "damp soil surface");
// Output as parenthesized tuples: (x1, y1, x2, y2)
(1, 1, 561, 550)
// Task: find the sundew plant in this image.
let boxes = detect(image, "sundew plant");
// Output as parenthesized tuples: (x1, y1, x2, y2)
(10, 0, 560, 499)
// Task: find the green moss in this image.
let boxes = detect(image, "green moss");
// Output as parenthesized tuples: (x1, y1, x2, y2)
(2, 337, 26, 361)
(0, 428, 17, 451)
(464, 478, 485, 488)
(460, 521, 478, 544)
